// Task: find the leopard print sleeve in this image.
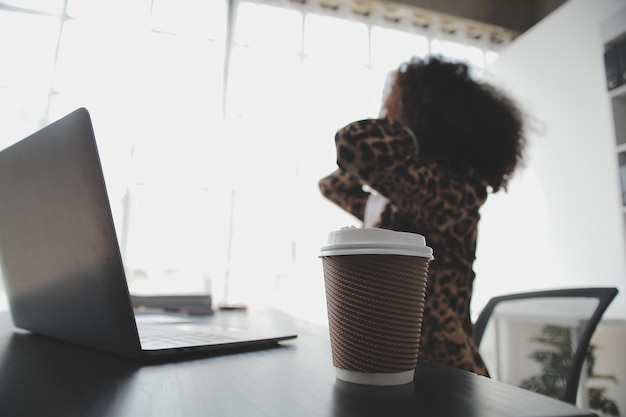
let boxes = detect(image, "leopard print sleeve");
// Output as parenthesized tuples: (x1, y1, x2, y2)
(318, 168, 368, 221)
(318, 118, 414, 223)
(333, 118, 429, 220)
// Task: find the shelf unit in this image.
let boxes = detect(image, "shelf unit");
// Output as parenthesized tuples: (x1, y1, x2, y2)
(602, 9, 626, 223)
(611, 84, 626, 210)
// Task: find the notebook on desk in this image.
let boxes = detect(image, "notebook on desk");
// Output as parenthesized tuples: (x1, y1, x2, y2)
(0, 108, 297, 358)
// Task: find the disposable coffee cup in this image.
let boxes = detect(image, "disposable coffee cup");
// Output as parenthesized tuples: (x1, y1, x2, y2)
(320, 227, 433, 386)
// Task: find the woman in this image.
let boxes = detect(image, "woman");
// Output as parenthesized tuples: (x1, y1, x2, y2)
(319, 55, 526, 376)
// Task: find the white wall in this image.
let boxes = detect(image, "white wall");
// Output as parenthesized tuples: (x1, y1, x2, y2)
(472, 0, 626, 319)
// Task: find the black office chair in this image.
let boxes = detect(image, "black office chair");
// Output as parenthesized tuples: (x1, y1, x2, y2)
(474, 287, 618, 405)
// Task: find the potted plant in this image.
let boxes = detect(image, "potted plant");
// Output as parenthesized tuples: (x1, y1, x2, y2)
(520, 325, 620, 416)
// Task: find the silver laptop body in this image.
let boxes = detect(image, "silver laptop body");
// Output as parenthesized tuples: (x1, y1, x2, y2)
(0, 108, 296, 357)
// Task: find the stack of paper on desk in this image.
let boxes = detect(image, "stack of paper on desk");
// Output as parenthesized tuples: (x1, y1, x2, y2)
(131, 294, 214, 315)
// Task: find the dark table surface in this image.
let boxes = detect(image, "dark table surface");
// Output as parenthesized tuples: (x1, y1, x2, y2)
(0, 309, 596, 417)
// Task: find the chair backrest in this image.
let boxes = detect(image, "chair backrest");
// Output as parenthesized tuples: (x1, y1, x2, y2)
(474, 287, 618, 405)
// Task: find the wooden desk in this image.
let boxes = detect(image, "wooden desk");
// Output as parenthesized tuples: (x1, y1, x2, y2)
(0, 310, 596, 417)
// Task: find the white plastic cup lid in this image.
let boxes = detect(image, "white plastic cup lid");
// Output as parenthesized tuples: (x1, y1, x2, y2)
(320, 227, 433, 259)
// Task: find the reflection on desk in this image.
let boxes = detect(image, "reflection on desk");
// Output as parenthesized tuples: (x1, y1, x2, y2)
(0, 310, 596, 417)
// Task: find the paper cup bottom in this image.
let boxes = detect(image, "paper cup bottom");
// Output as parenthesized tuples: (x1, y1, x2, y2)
(335, 368, 415, 386)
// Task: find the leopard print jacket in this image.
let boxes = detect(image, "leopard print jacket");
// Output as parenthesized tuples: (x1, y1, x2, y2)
(319, 117, 489, 376)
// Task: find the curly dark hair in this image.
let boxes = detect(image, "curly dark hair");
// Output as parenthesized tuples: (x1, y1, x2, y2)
(385, 55, 526, 192)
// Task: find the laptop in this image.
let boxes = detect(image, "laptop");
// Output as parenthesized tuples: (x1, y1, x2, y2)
(0, 108, 297, 358)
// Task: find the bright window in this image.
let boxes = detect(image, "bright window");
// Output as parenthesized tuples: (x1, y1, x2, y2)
(1, 0, 64, 14)
(0, 11, 59, 89)
(0, 0, 504, 320)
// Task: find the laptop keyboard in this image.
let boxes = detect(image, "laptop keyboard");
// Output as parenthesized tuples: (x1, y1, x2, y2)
(138, 324, 236, 349)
